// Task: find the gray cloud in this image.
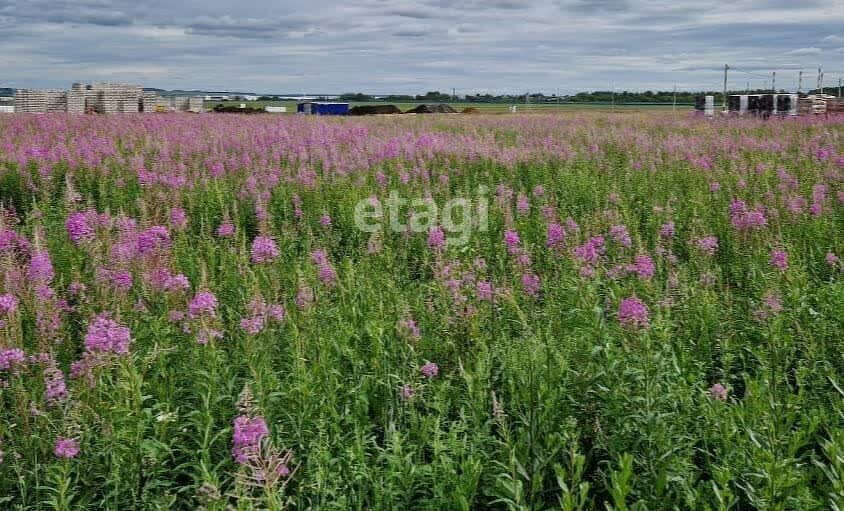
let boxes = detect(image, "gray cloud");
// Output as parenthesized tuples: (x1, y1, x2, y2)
(185, 15, 314, 39)
(0, 0, 841, 94)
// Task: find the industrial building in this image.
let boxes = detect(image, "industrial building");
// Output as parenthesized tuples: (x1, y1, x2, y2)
(13, 83, 203, 114)
(693, 93, 842, 117)
(296, 102, 349, 115)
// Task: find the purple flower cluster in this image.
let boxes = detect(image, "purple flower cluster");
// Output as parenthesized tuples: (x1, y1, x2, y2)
(521, 272, 541, 298)
(609, 225, 632, 247)
(0, 293, 18, 315)
(54, 438, 80, 459)
(251, 236, 279, 264)
(84, 314, 131, 355)
(659, 222, 675, 239)
(240, 297, 286, 334)
(0, 348, 26, 371)
(398, 316, 421, 339)
(631, 255, 655, 280)
(546, 222, 565, 249)
(27, 250, 55, 285)
(420, 362, 439, 378)
(618, 297, 650, 329)
(476, 281, 494, 301)
(169, 207, 188, 231)
(216, 222, 235, 237)
(504, 230, 521, 254)
(729, 200, 767, 231)
(400, 384, 415, 400)
(96, 267, 133, 293)
(44, 364, 68, 404)
(709, 383, 728, 401)
(188, 290, 218, 319)
(311, 249, 337, 286)
(573, 235, 605, 266)
(232, 415, 269, 464)
(769, 250, 788, 272)
(428, 226, 446, 250)
(695, 236, 719, 256)
(65, 211, 97, 244)
(136, 226, 171, 255)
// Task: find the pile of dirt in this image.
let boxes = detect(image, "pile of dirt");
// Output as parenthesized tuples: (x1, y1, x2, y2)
(405, 104, 457, 114)
(348, 105, 403, 115)
(211, 104, 266, 114)
(461, 107, 480, 114)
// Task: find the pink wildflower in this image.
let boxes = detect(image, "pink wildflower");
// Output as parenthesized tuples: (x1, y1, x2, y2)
(609, 225, 632, 247)
(232, 415, 269, 464)
(476, 281, 493, 301)
(400, 384, 415, 401)
(659, 222, 675, 239)
(504, 230, 521, 254)
(27, 250, 54, 284)
(769, 250, 788, 272)
(631, 255, 655, 280)
(0, 294, 18, 315)
(65, 211, 96, 244)
(420, 362, 439, 378)
(188, 291, 218, 319)
(84, 314, 131, 355)
(546, 222, 565, 248)
(521, 273, 541, 298)
(695, 236, 718, 256)
(427, 226, 446, 250)
(709, 383, 728, 401)
(216, 222, 235, 237)
(0, 348, 26, 371)
(618, 297, 650, 329)
(54, 438, 80, 459)
(251, 236, 279, 264)
(169, 208, 188, 231)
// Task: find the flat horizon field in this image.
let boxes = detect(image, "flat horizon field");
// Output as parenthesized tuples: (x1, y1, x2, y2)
(0, 111, 842, 510)
(204, 100, 694, 114)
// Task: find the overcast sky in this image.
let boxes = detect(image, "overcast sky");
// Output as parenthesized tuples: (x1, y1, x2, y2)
(1, 0, 842, 94)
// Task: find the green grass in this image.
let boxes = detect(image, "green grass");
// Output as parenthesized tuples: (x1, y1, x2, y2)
(0, 111, 841, 510)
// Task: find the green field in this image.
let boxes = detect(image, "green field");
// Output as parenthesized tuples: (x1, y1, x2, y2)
(204, 100, 694, 114)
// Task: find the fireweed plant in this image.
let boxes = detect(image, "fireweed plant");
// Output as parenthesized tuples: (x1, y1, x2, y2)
(0, 111, 842, 510)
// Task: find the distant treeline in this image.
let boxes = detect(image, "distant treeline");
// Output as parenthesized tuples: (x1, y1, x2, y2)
(332, 89, 832, 104)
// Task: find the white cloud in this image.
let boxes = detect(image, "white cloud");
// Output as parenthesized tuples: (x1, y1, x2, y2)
(785, 47, 822, 56)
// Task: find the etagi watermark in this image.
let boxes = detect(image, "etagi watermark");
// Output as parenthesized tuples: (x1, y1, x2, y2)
(354, 187, 489, 247)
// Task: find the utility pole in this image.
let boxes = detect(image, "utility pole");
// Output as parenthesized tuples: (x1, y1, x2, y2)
(820, 70, 824, 95)
(817, 67, 822, 94)
(839, 77, 842, 98)
(798, 70, 803, 95)
(672, 84, 677, 112)
(611, 82, 615, 111)
(723, 64, 729, 113)
(772, 71, 776, 92)
(452, 88, 456, 101)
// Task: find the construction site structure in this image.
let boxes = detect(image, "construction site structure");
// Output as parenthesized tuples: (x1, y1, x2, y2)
(14, 83, 203, 114)
(798, 94, 841, 115)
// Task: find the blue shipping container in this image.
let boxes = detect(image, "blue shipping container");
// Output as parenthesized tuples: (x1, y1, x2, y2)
(297, 102, 349, 115)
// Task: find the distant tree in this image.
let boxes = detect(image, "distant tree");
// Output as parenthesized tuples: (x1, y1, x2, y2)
(415, 91, 452, 102)
(339, 92, 374, 101)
